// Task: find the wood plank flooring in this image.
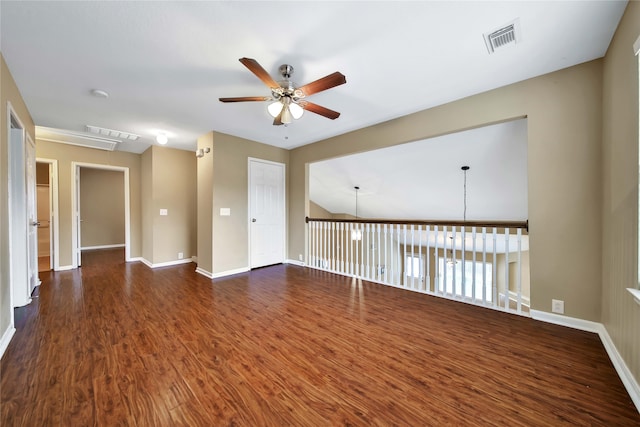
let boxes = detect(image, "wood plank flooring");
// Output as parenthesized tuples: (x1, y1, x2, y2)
(2, 248, 638, 426)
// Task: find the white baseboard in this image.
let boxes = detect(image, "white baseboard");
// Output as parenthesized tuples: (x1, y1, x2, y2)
(55, 265, 74, 271)
(531, 309, 640, 412)
(285, 259, 305, 267)
(212, 267, 250, 279)
(0, 325, 16, 360)
(530, 309, 601, 333)
(81, 244, 125, 251)
(136, 257, 192, 269)
(598, 325, 640, 412)
(195, 267, 213, 279)
(507, 290, 530, 306)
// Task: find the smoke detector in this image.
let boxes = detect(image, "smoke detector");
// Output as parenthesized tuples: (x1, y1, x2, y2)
(484, 19, 521, 54)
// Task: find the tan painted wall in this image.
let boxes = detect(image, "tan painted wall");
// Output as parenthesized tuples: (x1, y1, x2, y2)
(147, 146, 197, 264)
(210, 132, 289, 274)
(601, 2, 640, 390)
(309, 201, 333, 219)
(196, 132, 214, 274)
(0, 54, 36, 339)
(290, 60, 603, 321)
(79, 168, 125, 248)
(141, 148, 153, 262)
(35, 140, 142, 267)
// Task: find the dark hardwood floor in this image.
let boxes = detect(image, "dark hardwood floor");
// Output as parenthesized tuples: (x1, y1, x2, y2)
(1, 248, 638, 426)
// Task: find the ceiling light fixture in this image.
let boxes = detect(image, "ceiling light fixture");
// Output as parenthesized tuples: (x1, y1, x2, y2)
(267, 96, 304, 124)
(91, 89, 109, 98)
(156, 133, 168, 145)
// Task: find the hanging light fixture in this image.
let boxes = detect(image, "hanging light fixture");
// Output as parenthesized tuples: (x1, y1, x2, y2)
(447, 166, 470, 266)
(462, 165, 470, 223)
(351, 186, 362, 241)
(446, 238, 458, 266)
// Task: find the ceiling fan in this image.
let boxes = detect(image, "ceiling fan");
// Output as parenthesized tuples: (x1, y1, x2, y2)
(219, 57, 346, 126)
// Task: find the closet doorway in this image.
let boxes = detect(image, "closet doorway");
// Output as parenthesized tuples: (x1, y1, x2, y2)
(35, 159, 59, 272)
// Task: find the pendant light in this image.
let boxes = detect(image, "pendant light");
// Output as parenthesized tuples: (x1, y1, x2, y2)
(351, 186, 362, 241)
(447, 166, 470, 266)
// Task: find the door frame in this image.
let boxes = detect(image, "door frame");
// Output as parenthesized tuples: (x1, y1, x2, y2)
(71, 162, 131, 268)
(36, 158, 60, 271)
(247, 157, 286, 269)
(7, 101, 31, 314)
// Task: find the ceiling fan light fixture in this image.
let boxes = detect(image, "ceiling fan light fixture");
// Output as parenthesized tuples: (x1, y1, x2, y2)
(267, 101, 283, 118)
(280, 105, 293, 124)
(289, 102, 304, 119)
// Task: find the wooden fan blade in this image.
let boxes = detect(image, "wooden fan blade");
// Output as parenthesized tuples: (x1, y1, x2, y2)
(298, 72, 346, 97)
(302, 102, 341, 120)
(219, 96, 271, 103)
(239, 57, 279, 88)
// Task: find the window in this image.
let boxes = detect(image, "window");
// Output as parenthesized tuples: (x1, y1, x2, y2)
(437, 258, 493, 302)
(405, 255, 422, 279)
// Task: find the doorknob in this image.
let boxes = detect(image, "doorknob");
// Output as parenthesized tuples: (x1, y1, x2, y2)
(31, 221, 41, 227)
(252, 218, 257, 222)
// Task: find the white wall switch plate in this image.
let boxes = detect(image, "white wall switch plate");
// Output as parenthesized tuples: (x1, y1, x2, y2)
(160, 209, 168, 216)
(178, 252, 184, 259)
(220, 208, 231, 216)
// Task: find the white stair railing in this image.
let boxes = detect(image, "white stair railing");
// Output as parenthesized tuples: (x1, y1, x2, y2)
(306, 217, 530, 316)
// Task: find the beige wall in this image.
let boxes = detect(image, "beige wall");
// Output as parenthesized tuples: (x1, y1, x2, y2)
(290, 60, 603, 321)
(0, 54, 36, 340)
(309, 201, 333, 219)
(601, 3, 640, 391)
(210, 132, 289, 274)
(80, 168, 125, 248)
(141, 148, 153, 262)
(142, 146, 197, 264)
(35, 140, 142, 267)
(196, 132, 214, 274)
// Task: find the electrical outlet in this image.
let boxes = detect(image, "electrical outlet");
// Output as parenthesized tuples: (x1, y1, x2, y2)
(552, 299, 564, 314)
(178, 252, 184, 260)
(298, 254, 303, 261)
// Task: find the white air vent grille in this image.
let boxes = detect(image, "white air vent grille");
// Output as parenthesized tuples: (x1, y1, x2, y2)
(484, 19, 520, 54)
(86, 125, 140, 141)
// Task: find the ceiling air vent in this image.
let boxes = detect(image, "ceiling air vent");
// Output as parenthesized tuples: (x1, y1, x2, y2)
(484, 19, 521, 54)
(86, 125, 140, 141)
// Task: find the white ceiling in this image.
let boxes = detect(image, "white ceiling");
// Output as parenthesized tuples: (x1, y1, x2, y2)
(0, 1, 627, 153)
(310, 119, 528, 220)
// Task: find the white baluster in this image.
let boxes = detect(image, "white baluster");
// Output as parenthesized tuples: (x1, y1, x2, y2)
(504, 228, 510, 311)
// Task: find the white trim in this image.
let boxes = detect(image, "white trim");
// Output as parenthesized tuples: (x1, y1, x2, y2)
(81, 244, 125, 251)
(531, 309, 640, 412)
(55, 265, 74, 271)
(138, 258, 193, 269)
(285, 259, 305, 267)
(628, 288, 640, 306)
(36, 158, 60, 271)
(0, 326, 16, 360)
(507, 290, 531, 307)
(71, 162, 131, 268)
(195, 267, 213, 279)
(633, 34, 640, 56)
(599, 325, 640, 412)
(212, 267, 250, 279)
(530, 309, 601, 333)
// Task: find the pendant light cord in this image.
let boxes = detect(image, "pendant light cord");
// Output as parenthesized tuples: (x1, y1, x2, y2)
(354, 186, 359, 219)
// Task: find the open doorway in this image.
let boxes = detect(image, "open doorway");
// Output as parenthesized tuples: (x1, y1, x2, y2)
(71, 163, 129, 268)
(35, 159, 59, 272)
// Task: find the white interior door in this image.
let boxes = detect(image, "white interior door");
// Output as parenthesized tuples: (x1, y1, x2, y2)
(75, 165, 82, 267)
(249, 159, 285, 268)
(8, 114, 30, 308)
(26, 137, 39, 294)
